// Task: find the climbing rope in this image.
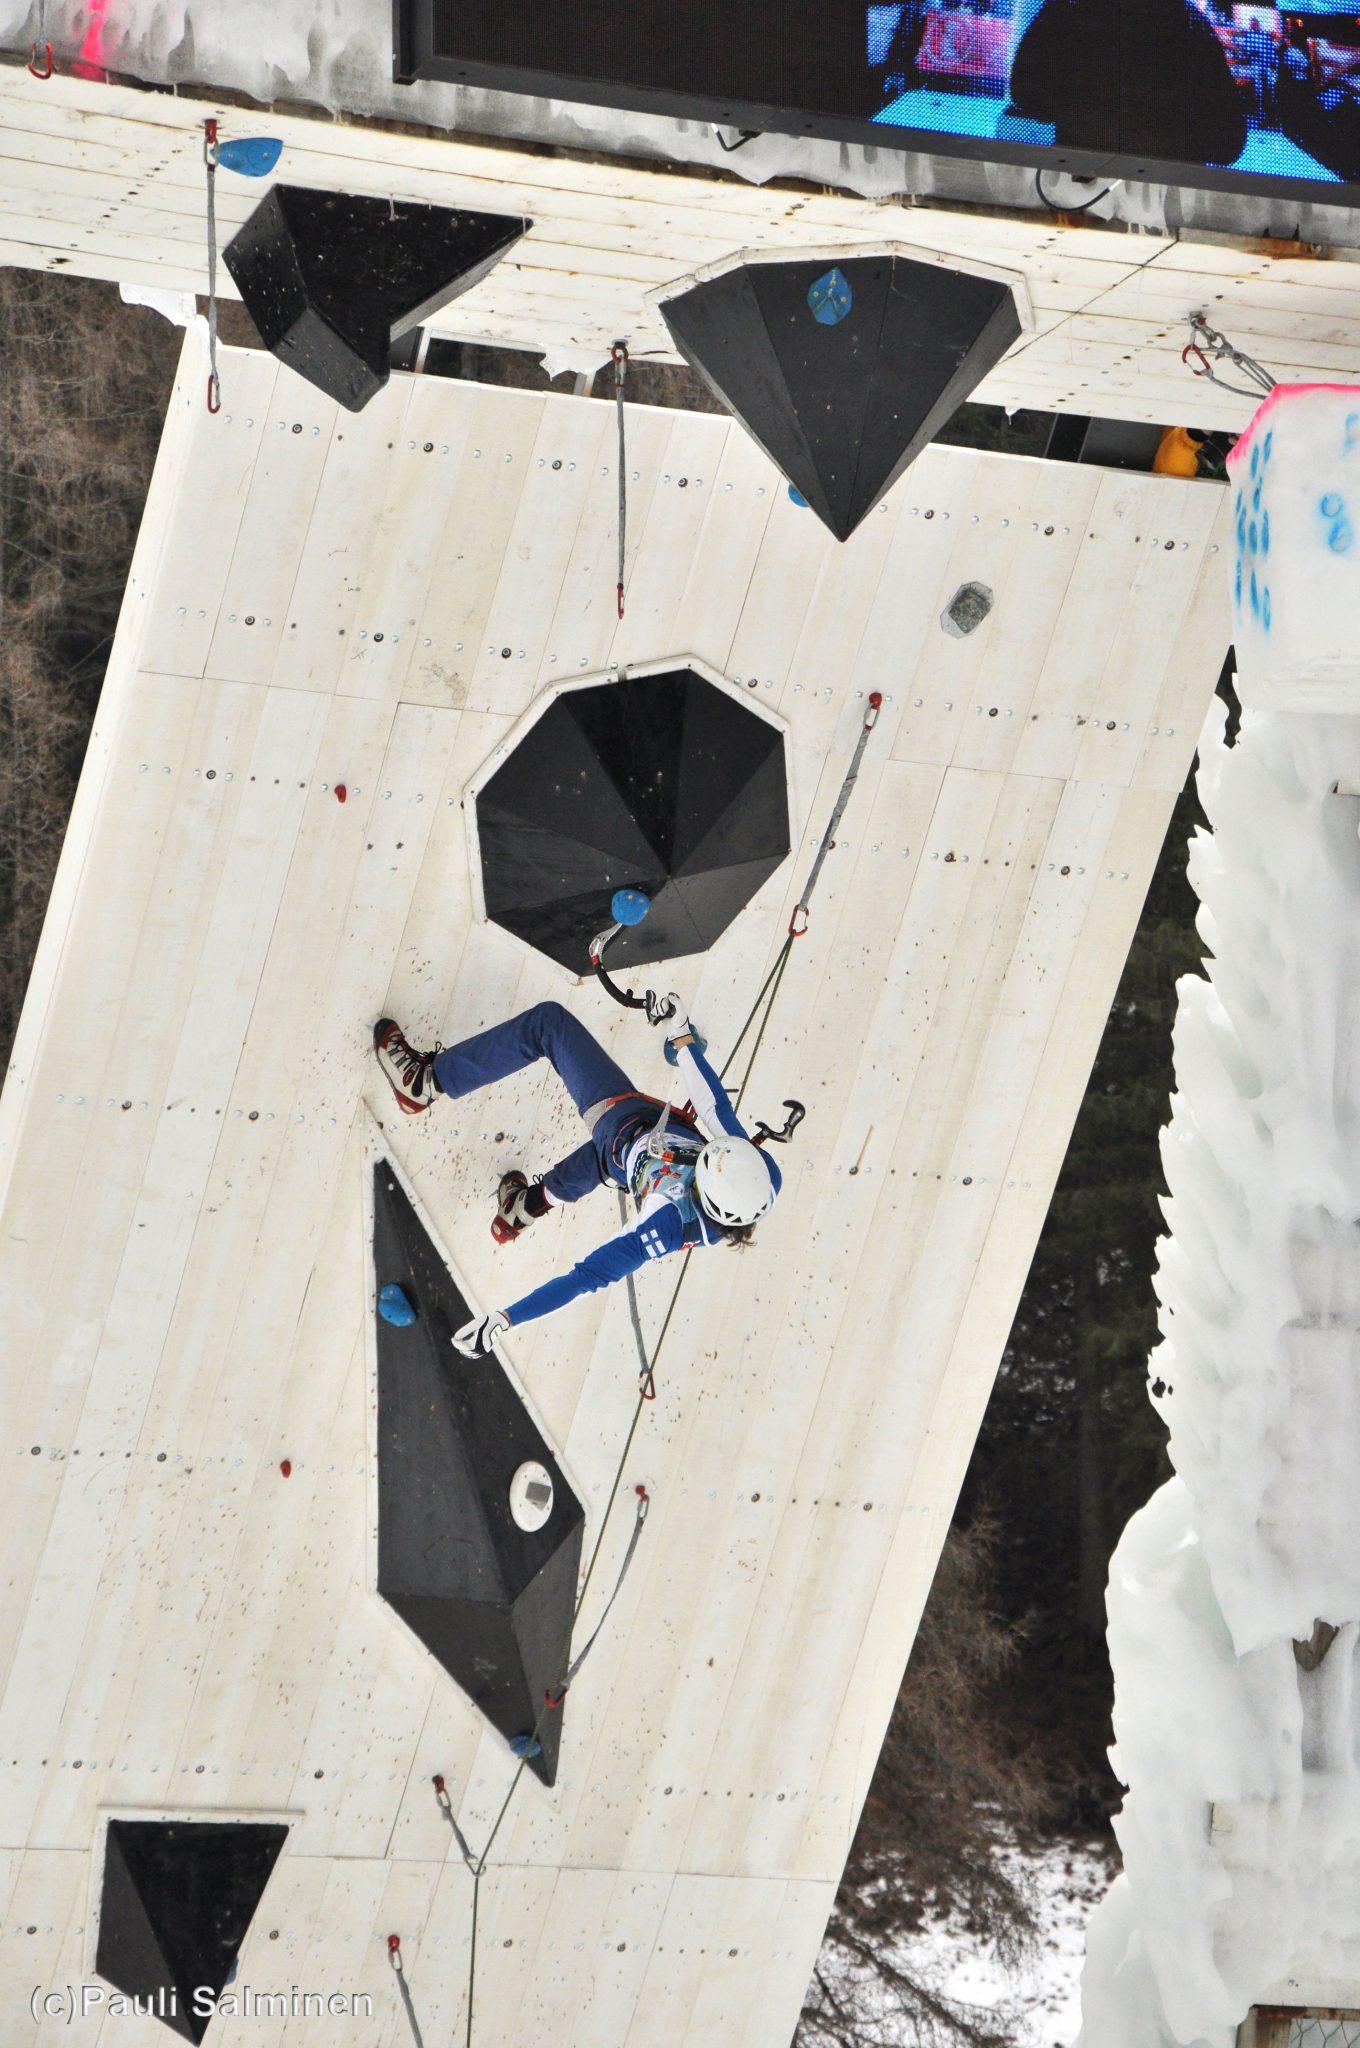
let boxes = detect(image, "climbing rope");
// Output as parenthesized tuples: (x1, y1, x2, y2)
(612, 342, 628, 618)
(204, 119, 222, 414)
(427, 685, 886, 2046)
(1182, 313, 1276, 401)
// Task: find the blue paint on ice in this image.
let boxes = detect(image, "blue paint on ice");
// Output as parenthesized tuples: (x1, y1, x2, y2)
(1321, 493, 1353, 553)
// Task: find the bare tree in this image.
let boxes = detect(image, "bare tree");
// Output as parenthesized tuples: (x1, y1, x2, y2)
(0, 271, 179, 1065)
(798, 1520, 1052, 2048)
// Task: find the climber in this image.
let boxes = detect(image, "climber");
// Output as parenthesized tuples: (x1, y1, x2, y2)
(372, 1001, 781, 1354)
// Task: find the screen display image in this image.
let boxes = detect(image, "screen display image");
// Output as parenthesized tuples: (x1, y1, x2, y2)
(869, 0, 1360, 185)
(401, 0, 1360, 197)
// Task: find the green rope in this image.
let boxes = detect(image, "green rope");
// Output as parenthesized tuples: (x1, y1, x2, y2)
(464, 1871, 480, 2048)
(731, 939, 794, 1115)
(451, 701, 884, 2045)
(454, 926, 804, 2043)
(719, 936, 794, 1087)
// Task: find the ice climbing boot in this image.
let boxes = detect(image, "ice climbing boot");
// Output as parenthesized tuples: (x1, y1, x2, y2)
(373, 1018, 439, 1116)
(492, 1171, 550, 1244)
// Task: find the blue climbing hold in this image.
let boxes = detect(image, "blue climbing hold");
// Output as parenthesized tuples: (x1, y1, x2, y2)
(510, 1733, 543, 1759)
(807, 266, 853, 326)
(1234, 559, 1242, 608)
(1261, 510, 1270, 555)
(1262, 585, 1272, 632)
(217, 136, 283, 177)
(788, 485, 808, 508)
(1321, 491, 1344, 518)
(378, 1283, 417, 1328)
(611, 887, 650, 927)
(664, 1031, 707, 1069)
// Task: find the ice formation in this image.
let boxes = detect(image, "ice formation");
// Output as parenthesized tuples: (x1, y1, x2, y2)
(1078, 386, 1360, 2045)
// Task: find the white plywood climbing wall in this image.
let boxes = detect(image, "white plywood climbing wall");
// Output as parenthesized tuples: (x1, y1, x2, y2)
(0, 333, 1229, 2046)
(0, 61, 1357, 432)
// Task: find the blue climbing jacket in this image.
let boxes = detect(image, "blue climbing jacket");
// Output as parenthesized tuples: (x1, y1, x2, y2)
(504, 1040, 781, 1327)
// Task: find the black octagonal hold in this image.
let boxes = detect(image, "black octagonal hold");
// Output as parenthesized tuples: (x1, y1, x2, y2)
(476, 668, 789, 973)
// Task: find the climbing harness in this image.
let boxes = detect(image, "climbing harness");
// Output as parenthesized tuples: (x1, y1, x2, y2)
(1182, 313, 1276, 401)
(204, 120, 222, 414)
(430, 684, 885, 2047)
(613, 341, 628, 619)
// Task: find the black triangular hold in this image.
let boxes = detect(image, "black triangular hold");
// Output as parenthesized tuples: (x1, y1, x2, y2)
(476, 669, 789, 974)
(223, 186, 529, 412)
(96, 1819, 287, 2042)
(658, 252, 1023, 542)
(374, 1165, 585, 1785)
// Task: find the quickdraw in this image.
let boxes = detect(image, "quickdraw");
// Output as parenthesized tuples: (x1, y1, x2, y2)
(28, 1, 51, 77)
(612, 341, 628, 619)
(787, 691, 882, 938)
(1181, 312, 1275, 401)
(204, 119, 222, 414)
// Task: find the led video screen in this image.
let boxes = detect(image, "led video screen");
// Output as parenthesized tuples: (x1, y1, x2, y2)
(397, 0, 1360, 198)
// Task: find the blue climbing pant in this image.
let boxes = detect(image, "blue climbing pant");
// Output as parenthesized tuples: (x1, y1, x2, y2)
(431, 1002, 637, 1205)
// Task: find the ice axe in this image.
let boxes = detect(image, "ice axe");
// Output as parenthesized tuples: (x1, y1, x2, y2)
(588, 889, 676, 1027)
(753, 1101, 805, 1148)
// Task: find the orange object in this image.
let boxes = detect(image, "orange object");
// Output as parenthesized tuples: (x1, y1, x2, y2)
(1154, 425, 1202, 478)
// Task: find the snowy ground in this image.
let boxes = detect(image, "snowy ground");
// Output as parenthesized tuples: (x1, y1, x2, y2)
(905, 1840, 1108, 2047)
(821, 1838, 1110, 2047)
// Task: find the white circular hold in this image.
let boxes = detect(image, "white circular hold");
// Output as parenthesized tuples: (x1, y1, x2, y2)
(510, 1461, 555, 1532)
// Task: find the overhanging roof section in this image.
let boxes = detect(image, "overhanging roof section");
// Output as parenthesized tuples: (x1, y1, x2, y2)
(0, 338, 1229, 2045)
(0, 63, 1356, 430)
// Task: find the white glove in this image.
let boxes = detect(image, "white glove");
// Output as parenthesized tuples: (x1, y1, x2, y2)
(453, 1310, 509, 1358)
(649, 991, 690, 1039)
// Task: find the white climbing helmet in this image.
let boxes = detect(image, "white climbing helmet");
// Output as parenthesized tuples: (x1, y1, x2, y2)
(693, 1138, 776, 1230)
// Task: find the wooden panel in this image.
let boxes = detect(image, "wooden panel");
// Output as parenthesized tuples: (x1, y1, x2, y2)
(1, 67, 1358, 428)
(0, 358, 1230, 2046)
